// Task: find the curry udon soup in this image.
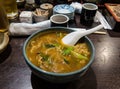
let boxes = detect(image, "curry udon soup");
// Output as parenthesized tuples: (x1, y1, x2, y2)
(26, 31, 91, 73)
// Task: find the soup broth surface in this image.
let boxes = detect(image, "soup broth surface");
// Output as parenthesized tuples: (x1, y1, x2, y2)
(26, 31, 90, 73)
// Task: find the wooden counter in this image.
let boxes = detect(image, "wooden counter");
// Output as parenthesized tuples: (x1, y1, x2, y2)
(0, 14, 120, 89)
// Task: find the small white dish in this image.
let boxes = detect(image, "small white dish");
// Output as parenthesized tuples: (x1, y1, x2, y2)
(53, 4, 75, 20)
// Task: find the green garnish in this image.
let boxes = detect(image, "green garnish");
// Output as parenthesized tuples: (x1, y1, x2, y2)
(71, 51, 88, 60)
(45, 43, 59, 48)
(62, 47, 73, 55)
(37, 52, 49, 61)
(62, 46, 88, 60)
(45, 44, 56, 48)
(64, 58, 69, 64)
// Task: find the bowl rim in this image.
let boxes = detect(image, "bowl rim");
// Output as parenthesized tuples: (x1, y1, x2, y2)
(23, 27, 95, 76)
(50, 14, 69, 24)
(82, 3, 98, 10)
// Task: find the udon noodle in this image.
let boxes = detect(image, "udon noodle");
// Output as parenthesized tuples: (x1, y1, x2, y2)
(26, 31, 90, 73)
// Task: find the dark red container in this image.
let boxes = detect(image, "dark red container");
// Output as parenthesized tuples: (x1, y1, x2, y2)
(104, 3, 120, 32)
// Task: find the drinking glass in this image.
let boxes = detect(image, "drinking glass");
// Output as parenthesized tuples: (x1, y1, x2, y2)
(0, 2, 9, 53)
(2, 0, 18, 19)
(80, 3, 98, 26)
(0, 2, 9, 32)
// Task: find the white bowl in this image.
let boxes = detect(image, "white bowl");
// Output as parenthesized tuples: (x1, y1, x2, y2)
(53, 4, 75, 20)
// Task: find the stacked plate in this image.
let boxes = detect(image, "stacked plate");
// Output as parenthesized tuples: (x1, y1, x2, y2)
(53, 4, 75, 20)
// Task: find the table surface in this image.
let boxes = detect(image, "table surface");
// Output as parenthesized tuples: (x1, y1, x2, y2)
(0, 13, 120, 89)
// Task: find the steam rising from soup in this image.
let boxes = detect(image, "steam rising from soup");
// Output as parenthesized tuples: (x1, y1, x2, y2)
(26, 31, 90, 73)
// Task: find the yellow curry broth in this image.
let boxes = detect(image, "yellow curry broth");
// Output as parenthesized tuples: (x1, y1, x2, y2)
(26, 32, 90, 73)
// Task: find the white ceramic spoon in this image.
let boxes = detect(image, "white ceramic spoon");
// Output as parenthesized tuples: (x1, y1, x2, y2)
(62, 24, 104, 46)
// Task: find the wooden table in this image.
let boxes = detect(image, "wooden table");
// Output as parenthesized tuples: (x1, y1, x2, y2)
(0, 14, 120, 89)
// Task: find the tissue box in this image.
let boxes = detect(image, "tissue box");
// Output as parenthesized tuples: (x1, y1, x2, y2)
(104, 3, 120, 32)
(20, 11, 33, 23)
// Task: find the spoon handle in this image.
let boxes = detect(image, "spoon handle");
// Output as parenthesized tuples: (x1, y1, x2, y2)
(78, 24, 104, 36)
(62, 24, 104, 46)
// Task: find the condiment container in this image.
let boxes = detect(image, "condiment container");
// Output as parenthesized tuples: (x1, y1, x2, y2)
(25, 0, 36, 11)
(20, 11, 33, 23)
(40, 3, 53, 17)
(33, 8, 49, 22)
